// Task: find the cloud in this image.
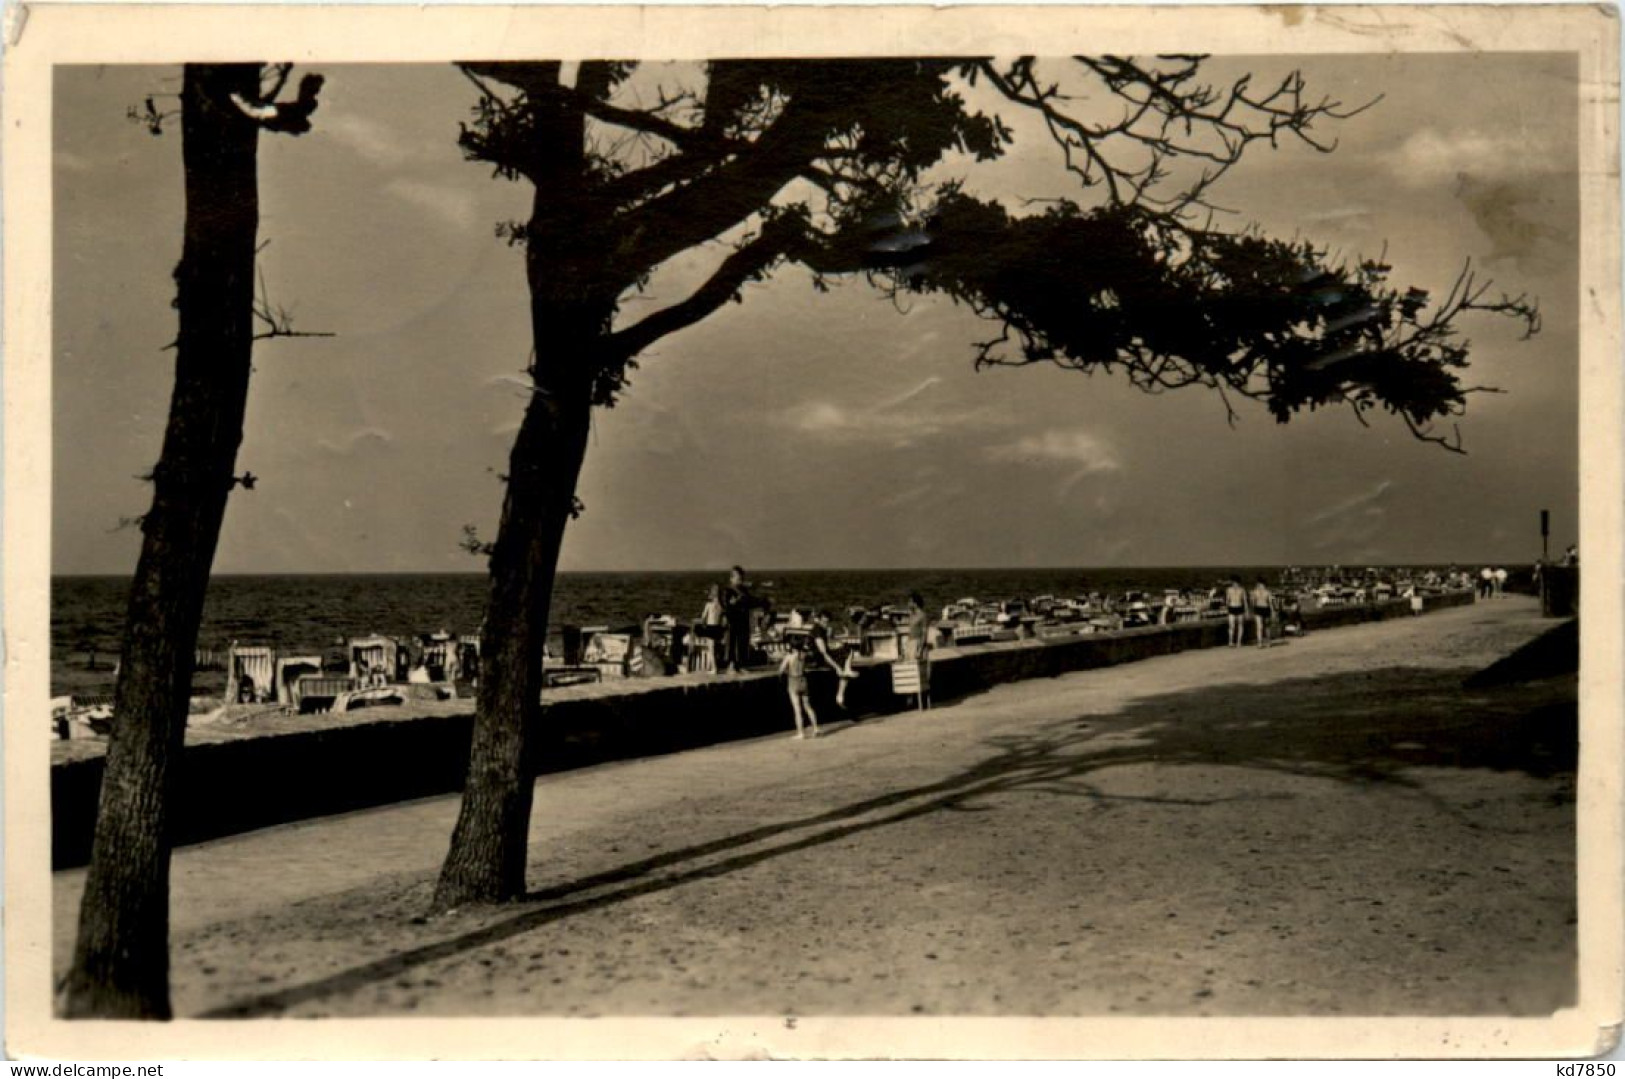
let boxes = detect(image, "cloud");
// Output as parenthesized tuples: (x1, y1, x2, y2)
(876, 376, 942, 411)
(1453, 173, 1565, 268)
(55, 151, 94, 173)
(1299, 206, 1377, 238)
(879, 483, 935, 509)
(384, 178, 478, 230)
(316, 427, 394, 455)
(984, 428, 1121, 499)
(780, 396, 1004, 449)
(1306, 480, 1394, 552)
(985, 429, 1120, 473)
(1306, 479, 1393, 526)
(1383, 128, 1565, 188)
(886, 329, 946, 366)
(323, 114, 415, 168)
(1100, 536, 1135, 562)
(790, 401, 854, 435)
(878, 465, 950, 509)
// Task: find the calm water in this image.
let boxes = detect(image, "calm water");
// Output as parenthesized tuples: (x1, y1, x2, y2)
(51, 565, 1477, 694)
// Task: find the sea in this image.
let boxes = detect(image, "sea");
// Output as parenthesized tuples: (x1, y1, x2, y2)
(50, 565, 1471, 695)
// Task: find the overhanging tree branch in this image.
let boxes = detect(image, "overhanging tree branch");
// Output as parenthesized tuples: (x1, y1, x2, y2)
(976, 56, 1377, 217)
(886, 192, 1538, 450)
(601, 216, 803, 361)
(612, 99, 832, 279)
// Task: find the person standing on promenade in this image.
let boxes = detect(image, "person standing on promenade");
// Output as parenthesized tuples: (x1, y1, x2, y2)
(1494, 567, 1508, 598)
(720, 566, 759, 675)
(1480, 566, 1494, 599)
(904, 592, 931, 662)
(1224, 577, 1248, 648)
(689, 584, 725, 673)
(1249, 577, 1273, 648)
(778, 636, 819, 739)
(894, 591, 932, 710)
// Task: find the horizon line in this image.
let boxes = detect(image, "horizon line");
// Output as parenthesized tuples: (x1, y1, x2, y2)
(52, 560, 1510, 579)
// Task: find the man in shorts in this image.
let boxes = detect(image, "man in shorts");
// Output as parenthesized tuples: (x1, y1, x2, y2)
(1224, 577, 1248, 648)
(1249, 577, 1273, 648)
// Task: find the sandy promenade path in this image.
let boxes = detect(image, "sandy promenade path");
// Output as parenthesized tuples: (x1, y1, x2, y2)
(52, 596, 1576, 1019)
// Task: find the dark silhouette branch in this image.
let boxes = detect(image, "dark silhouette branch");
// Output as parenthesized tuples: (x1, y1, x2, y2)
(456, 60, 561, 100)
(459, 523, 496, 558)
(160, 262, 335, 351)
(976, 56, 1378, 218)
(602, 217, 801, 362)
(611, 100, 831, 280)
(459, 60, 745, 196)
(888, 192, 1538, 450)
(127, 95, 181, 136)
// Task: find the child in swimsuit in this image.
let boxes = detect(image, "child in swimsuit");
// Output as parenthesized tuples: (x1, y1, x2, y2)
(779, 638, 819, 740)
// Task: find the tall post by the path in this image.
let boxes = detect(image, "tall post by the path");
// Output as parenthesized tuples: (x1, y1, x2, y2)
(1538, 509, 1579, 618)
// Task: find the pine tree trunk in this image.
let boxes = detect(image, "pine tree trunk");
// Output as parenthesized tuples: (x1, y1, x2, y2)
(432, 63, 615, 911)
(431, 323, 596, 909)
(62, 63, 263, 1020)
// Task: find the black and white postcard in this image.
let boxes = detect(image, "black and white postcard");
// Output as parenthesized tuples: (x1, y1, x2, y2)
(4, 2, 1620, 1063)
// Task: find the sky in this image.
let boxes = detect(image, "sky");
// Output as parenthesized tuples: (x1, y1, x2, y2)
(52, 53, 1580, 574)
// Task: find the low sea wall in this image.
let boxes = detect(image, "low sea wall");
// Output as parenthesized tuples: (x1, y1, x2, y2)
(51, 591, 1475, 869)
(1540, 565, 1579, 618)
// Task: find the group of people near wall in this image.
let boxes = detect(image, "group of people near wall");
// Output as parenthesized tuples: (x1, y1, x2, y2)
(696, 568, 931, 741)
(1221, 577, 1293, 649)
(695, 566, 759, 675)
(774, 590, 930, 740)
(1477, 566, 1511, 599)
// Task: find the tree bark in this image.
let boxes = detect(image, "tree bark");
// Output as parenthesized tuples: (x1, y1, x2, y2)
(433, 66, 612, 908)
(430, 323, 596, 908)
(62, 63, 263, 1019)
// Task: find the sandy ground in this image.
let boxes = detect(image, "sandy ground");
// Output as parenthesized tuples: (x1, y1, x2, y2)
(51, 596, 1576, 1018)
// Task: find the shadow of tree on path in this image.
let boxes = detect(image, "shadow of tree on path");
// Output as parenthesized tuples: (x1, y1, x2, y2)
(203, 664, 1574, 1017)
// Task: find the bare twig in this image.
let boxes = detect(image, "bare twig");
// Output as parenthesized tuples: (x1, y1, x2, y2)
(976, 57, 1379, 220)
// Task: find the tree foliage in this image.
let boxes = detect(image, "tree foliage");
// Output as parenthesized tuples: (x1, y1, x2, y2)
(455, 57, 1536, 447)
(895, 193, 1538, 449)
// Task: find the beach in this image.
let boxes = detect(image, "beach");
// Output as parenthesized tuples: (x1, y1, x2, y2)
(50, 595, 1576, 1020)
(49, 566, 1509, 696)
